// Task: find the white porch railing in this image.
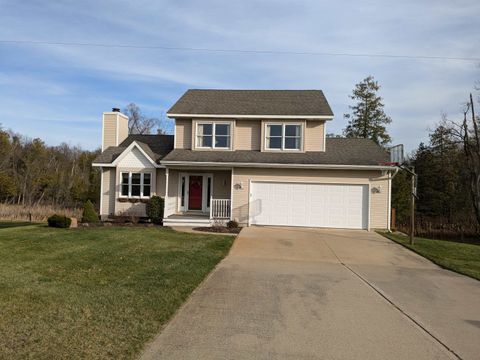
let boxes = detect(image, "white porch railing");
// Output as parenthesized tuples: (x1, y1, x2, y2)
(165, 196, 177, 217)
(210, 198, 231, 219)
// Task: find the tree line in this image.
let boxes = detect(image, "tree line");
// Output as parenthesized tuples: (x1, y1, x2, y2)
(0, 127, 100, 208)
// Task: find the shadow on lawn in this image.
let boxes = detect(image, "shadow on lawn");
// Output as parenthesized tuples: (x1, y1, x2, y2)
(0, 222, 36, 229)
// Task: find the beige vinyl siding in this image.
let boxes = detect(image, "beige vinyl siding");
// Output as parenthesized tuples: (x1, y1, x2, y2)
(101, 168, 116, 218)
(231, 167, 389, 229)
(102, 112, 129, 150)
(212, 171, 231, 199)
(102, 114, 117, 150)
(234, 120, 261, 150)
(174, 119, 192, 149)
(117, 114, 129, 145)
(156, 169, 166, 197)
(369, 175, 390, 229)
(305, 120, 325, 151)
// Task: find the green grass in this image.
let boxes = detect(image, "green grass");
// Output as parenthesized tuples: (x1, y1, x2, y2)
(379, 232, 480, 281)
(0, 224, 234, 359)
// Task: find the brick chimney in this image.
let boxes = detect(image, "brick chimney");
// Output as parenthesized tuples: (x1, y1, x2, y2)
(102, 108, 129, 151)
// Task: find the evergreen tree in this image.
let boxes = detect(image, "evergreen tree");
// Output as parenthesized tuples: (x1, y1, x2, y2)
(343, 76, 392, 146)
(81, 200, 99, 223)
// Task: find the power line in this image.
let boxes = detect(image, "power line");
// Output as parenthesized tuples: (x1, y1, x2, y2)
(1, 39, 479, 62)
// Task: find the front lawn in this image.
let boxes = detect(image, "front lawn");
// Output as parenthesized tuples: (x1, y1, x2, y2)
(0, 224, 234, 359)
(379, 232, 480, 281)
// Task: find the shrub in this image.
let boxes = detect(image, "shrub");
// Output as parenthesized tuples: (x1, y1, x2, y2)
(226, 220, 239, 229)
(81, 200, 99, 223)
(47, 214, 72, 228)
(146, 196, 164, 225)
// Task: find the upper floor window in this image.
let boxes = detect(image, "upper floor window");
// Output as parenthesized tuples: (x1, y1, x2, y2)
(120, 172, 151, 198)
(197, 122, 231, 149)
(266, 123, 302, 150)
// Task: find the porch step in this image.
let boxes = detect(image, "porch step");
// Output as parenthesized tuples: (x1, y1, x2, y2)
(163, 217, 212, 227)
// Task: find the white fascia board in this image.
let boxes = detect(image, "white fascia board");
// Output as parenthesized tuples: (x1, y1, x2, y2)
(92, 163, 116, 167)
(161, 161, 396, 171)
(167, 113, 333, 120)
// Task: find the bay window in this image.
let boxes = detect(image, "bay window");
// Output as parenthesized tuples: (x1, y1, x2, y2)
(197, 122, 231, 149)
(266, 123, 302, 150)
(120, 172, 152, 198)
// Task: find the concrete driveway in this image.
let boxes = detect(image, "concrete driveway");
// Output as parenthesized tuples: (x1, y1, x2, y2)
(141, 227, 480, 360)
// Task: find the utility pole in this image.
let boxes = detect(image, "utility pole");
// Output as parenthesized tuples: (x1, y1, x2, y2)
(410, 166, 416, 245)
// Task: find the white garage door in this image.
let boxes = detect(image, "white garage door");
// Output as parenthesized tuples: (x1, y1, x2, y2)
(249, 182, 368, 229)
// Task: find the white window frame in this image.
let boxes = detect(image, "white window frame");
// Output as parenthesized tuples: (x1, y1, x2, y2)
(265, 122, 303, 151)
(196, 122, 231, 149)
(119, 171, 153, 198)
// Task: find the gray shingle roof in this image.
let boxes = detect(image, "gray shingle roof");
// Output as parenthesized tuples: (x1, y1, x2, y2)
(93, 134, 174, 164)
(167, 89, 334, 117)
(161, 138, 389, 166)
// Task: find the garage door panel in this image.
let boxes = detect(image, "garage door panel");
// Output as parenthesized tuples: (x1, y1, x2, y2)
(250, 182, 368, 229)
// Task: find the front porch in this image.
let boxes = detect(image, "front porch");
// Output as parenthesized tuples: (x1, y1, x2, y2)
(163, 169, 232, 227)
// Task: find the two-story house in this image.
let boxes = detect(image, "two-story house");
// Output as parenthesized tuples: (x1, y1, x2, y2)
(92, 89, 395, 230)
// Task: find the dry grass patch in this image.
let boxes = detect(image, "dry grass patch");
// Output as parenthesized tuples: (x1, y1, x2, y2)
(0, 203, 81, 222)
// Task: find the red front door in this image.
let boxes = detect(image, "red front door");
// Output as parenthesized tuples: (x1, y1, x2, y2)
(188, 176, 203, 210)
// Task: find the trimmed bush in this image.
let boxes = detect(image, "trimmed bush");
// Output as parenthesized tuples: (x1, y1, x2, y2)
(146, 196, 164, 225)
(81, 200, 99, 223)
(47, 214, 72, 228)
(226, 220, 239, 229)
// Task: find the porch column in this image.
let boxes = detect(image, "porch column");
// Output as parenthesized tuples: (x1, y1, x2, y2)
(164, 167, 169, 217)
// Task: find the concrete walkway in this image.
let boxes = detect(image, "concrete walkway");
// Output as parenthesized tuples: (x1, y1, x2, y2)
(140, 227, 480, 360)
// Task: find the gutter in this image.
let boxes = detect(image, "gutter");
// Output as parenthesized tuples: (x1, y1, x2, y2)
(160, 160, 396, 171)
(92, 162, 165, 168)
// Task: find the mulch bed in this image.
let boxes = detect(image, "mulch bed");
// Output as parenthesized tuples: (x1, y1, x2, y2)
(193, 226, 241, 234)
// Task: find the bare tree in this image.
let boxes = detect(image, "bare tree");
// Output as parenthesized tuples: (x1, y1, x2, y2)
(123, 103, 159, 134)
(450, 93, 480, 225)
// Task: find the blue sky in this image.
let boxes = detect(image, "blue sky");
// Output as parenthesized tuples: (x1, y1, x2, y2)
(0, 0, 479, 152)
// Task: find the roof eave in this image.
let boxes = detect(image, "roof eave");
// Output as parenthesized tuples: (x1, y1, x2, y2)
(166, 113, 334, 120)
(160, 160, 395, 170)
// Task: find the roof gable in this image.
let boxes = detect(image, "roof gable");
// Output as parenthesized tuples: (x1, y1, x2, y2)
(92, 134, 174, 166)
(115, 143, 155, 168)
